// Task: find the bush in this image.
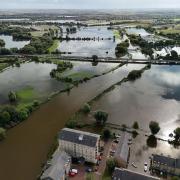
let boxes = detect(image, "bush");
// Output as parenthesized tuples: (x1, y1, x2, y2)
(106, 158, 117, 174)
(33, 100, 40, 108)
(18, 108, 29, 121)
(65, 120, 77, 129)
(82, 103, 91, 113)
(0, 111, 11, 126)
(0, 128, 6, 141)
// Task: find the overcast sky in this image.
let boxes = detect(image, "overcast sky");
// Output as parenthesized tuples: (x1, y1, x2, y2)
(1, 0, 180, 9)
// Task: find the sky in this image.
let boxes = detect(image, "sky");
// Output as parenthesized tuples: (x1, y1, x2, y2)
(0, 0, 180, 9)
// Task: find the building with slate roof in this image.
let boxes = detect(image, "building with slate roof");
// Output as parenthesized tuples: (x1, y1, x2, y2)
(112, 168, 160, 180)
(41, 150, 71, 180)
(151, 154, 180, 177)
(114, 132, 131, 168)
(58, 128, 100, 163)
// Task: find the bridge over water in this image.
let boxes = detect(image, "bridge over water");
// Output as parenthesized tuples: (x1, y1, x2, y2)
(1, 54, 180, 65)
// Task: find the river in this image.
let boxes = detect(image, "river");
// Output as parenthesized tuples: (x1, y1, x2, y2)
(0, 64, 143, 180)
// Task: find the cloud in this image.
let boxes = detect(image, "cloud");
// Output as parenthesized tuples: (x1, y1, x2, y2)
(0, 0, 180, 9)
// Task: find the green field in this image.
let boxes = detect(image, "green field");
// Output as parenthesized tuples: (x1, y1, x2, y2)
(48, 40, 60, 53)
(159, 25, 180, 34)
(16, 87, 37, 109)
(63, 71, 94, 81)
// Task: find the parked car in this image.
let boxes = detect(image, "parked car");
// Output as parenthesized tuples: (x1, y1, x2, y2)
(113, 140, 119, 143)
(71, 169, 78, 174)
(69, 172, 76, 177)
(86, 167, 92, 172)
(144, 162, 148, 172)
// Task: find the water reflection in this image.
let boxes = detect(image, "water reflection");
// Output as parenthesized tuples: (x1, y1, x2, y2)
(0, 62, 65, 104)
(0, 35, 30, 49)
(58, 26, 117, 57)
(91, 65, 180, 138)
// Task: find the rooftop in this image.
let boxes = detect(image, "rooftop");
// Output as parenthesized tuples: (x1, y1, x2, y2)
(152, 154, 180, 169)
(41, 150, 71, 180)
(114, 132, 131, 162)
(58, 128, 100, 148)
(112, 168, 160, 180)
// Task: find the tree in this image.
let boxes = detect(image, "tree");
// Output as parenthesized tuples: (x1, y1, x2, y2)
(106, 158, 117, 173)
(8, 91, 17, 102)
(82, 103, 91, 114)
(18, 109, 29, 121)
(0, 39, 5, 47)
(171, 50, 178, 59)
(32, 56, 39, 62)
(102, 129, 111, 140)
(132, 121, 139, 129)
(149, 121, 160, 135)
(0, 111, 11, 126)
(0, 128, 6, 141)
(92, 55, 98, 62)
(174, 127, 180, 143)
(94, 111, 108, 125)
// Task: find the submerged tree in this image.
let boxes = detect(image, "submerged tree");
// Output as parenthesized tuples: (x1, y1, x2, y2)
(149, 121, 160, 135)
(174, 127, 180, 144)
(132, 121, 139, 129)
(94, 111, 108, 125)
(8, 91, 17, 103)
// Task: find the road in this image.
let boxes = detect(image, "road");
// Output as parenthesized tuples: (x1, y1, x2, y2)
(1, 54, 180, 65)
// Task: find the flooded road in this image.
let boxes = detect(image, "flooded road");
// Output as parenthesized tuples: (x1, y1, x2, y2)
(0, 64, 142, 180)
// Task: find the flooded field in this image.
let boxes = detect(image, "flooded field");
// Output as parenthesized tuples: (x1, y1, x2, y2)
(0, 35, 30, 49)
(58, 26, 118, 57)
(91, 65, 180, 138)
(0, 61, 119, 104)
(0, 64, 142, 180)
(126, 27, 150, 37)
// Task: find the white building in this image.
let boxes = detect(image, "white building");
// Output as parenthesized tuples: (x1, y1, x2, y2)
(58, 128, 100, 163)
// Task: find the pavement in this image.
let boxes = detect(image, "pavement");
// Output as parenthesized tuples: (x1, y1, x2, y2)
(94, 140, 112, 180)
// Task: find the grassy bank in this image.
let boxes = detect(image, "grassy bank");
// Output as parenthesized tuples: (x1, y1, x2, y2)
(48, 40, 60, 53)
(113, 30, 121, 39)
(0, 63, 9, 72)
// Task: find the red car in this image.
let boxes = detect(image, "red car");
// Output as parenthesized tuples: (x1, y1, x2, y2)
(69, 172, 76, 177)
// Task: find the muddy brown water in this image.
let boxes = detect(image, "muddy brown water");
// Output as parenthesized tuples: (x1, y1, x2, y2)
(0, 64, 143, 180)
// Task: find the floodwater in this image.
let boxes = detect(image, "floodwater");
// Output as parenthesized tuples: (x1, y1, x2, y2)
(58, 26, 118, 57)
(0, 62, 66, 104)
(0, 35, 30, 49)
(0, 64, 142, 180)
(0, 61, 117, 104)
(91, 65, 180, 138)
(126, 27, 150, 37)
